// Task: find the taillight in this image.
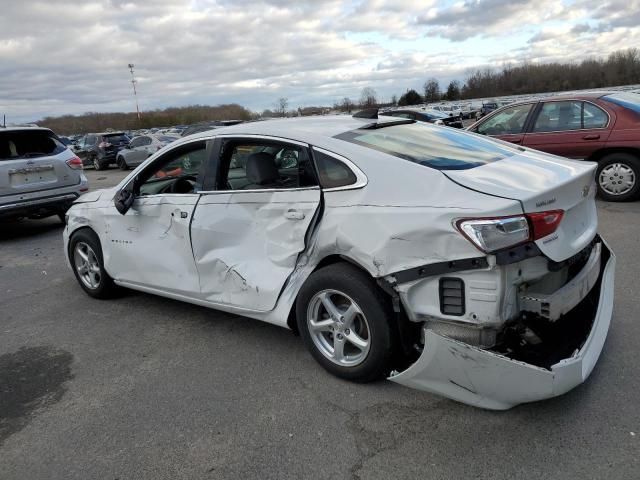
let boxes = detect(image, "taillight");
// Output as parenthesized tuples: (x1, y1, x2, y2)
(527, 210, 564, 240)
(455, 210, 564, 253)
(66, 156, 83, 170)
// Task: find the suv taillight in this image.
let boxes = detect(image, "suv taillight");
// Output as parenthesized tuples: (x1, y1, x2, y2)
(66, 156, 83, 170)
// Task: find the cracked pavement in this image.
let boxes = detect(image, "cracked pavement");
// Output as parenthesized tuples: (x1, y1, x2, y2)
(0, 168, 639, 479)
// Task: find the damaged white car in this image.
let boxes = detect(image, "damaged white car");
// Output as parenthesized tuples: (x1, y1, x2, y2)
(63, 112, 615, 409)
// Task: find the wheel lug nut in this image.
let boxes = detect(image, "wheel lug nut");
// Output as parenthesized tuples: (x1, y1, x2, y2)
(345, 329, 350, 335)
(337, 333, 343, 340)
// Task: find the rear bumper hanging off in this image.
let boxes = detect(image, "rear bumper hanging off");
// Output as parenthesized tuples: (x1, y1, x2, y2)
(388, 237, 615, 410)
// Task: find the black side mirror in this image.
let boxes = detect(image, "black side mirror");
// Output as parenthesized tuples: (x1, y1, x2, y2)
(114, 189, 135, 215)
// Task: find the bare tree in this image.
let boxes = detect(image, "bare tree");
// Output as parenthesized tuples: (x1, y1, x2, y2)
(390, 94, 398, 106)
(341, 97, 354, 113)
(423, 78, 440, 103)
(275, 97, 289, 117)
(359, 87, 377, 107)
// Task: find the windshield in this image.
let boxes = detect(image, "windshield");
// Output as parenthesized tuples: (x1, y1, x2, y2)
(602, 92, 640, 115)
(335, 122, 518, 170)
(0, 129, 66, 160)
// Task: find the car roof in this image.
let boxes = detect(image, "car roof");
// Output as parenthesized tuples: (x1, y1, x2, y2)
(0, 126, 52, 133)
(183, 115, 395, 146)
(90, 131, 127, 136)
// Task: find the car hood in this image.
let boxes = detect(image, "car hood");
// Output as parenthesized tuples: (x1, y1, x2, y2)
(73, 187, 115, 204)
(444, 150, 598, 262)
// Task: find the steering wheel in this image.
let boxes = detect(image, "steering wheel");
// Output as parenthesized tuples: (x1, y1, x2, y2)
(169, 175, 197, 194)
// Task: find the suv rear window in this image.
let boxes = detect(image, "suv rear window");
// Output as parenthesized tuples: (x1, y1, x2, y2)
(0, 129, 66, 160)
(335, 122, 517, 170)
(102, 134, 129, 143)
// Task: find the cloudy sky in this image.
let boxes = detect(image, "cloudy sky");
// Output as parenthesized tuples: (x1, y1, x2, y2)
(1, 0, 639, 122)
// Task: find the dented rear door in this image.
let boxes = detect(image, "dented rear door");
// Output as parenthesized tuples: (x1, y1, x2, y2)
(191, 188, 321, 311)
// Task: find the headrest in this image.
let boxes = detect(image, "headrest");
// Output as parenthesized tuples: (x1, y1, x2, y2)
(245, 152, 279, 185)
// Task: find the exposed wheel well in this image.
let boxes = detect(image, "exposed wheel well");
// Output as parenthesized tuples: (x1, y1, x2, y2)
(68, 226, 100, 257)
(286, 255, 377, 332)
(588, 147, 640, 163)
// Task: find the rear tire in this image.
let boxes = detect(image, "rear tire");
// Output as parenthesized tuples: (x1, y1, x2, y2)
(596, 153, 640, 202)
(296, 263, 394, 383)
(118, 156, 129, 170)
(69, 229, 119, 299)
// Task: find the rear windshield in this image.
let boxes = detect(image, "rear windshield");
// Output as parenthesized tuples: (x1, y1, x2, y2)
(602, 92, 640, 115)
(335, 122, 518, 170)
(103, 134, 129, 143)
(0, 129, 66, 160)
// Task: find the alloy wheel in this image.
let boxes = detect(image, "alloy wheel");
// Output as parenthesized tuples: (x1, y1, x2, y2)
(307, 289, 371, 367)
(73, 242, 102, 290)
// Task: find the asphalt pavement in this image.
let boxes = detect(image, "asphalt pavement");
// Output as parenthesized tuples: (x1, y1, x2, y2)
(0, 168, 638, 479)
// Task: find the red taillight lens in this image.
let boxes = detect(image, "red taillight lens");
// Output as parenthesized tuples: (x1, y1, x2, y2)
(526, 210, 564, 240)
(66, 156, 83, 170)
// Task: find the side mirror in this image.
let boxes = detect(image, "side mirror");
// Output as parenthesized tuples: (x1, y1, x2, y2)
(114, 189, 135, 215)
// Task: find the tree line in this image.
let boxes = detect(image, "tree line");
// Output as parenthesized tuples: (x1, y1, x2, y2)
(37, 104, 252, 135)
(336, 48, 640, 110)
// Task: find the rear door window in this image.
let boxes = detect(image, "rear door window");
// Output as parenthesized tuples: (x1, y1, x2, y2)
(532, 101, 582, 132)
(0, 129, 66, 160)
(583, 102, 609, 129)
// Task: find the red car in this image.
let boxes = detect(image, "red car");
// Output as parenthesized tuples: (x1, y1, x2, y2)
(468, 91, 640, 201)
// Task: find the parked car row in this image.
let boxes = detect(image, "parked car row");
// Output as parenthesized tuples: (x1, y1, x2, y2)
(383, 108, 464, 128)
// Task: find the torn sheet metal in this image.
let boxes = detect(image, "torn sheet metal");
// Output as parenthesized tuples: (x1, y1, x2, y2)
(389, 241, 615, 410)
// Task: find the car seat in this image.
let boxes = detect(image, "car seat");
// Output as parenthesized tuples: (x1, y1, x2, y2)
(244, 152, 280, 189)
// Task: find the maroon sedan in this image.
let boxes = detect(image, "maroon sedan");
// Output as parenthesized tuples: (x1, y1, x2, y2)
(468, 91, 640, 201)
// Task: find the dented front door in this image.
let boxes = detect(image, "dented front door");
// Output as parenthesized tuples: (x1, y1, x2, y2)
(190, 188, 321, 311)
(104, 194, 201, 294)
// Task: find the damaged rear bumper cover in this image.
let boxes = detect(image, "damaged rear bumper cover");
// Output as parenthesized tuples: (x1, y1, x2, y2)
(388, 238, 615, 410)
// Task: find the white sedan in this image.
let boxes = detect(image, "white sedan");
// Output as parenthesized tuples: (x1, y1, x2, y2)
(63, 113, 615, 409)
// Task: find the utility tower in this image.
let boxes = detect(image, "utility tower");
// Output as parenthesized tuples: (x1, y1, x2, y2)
(128, 63, 141, 121)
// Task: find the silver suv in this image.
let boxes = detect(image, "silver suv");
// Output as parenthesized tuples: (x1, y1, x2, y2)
(0, 127, 89, 222)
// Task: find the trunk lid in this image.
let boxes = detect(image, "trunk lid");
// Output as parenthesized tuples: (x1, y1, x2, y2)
(444, 150, 597, 262)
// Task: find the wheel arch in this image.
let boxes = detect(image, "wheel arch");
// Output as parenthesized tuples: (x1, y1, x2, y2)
(588, 147, 640, 163)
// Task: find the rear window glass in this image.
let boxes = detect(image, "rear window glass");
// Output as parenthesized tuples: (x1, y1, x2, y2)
(0, 129, 66, 160)
(602, 92, 640, 115)
(103, 134, 129, 143)
(335, 122, 518, 170)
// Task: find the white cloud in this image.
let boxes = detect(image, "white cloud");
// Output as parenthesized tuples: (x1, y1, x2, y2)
(0, 0, 639, 121)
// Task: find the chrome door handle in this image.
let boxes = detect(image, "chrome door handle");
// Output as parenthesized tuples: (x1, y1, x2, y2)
(284, 209, 305, 220)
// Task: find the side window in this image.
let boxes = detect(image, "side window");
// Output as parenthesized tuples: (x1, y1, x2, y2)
(313, 150, 357, 189)
(85, 135, 95, 146)
(137, 142, 206, 196)
(533, 101, 582, 132)
(220, 141, 317, 190)
(141, 136, 152, 146)
(583, 102, 608, 129)
(129, 137, 143, 148)
(477, 103, 533, 135)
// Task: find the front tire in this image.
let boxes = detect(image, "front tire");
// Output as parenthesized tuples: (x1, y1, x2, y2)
(69, 229, 119, 299)
(596, 153, 640, 202)
(117, 156, 129, 170)
(296, 263, 394, 383)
